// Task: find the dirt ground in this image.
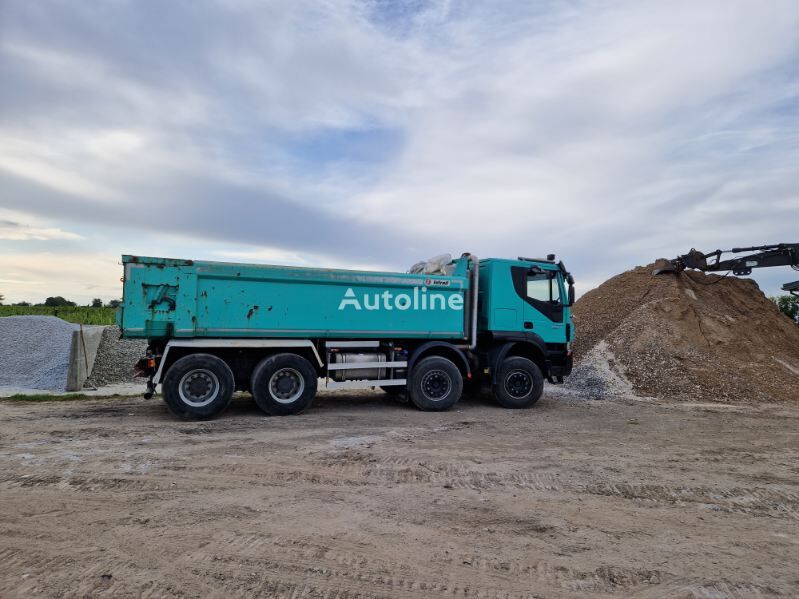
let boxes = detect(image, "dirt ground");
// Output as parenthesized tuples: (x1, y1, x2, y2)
(1, 389, 798, 598)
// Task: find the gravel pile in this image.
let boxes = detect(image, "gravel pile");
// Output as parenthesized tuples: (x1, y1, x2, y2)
(564, 341, 638, 400)
(565, 264, 799, 402)
(85, 326, 148, 388)
(0, 316, 78, 391)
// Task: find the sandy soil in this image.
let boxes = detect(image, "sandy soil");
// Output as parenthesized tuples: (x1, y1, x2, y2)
(1, 389, 798, 598)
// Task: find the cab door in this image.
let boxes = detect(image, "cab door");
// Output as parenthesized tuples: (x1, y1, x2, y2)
(511, 267, 567, 343)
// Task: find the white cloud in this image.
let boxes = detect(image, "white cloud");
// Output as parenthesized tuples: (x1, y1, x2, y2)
(0, 222, 82, 241)
(0, 210, 83, 241)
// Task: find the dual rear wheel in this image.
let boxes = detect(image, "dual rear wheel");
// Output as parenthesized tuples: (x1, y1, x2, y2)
(250, 353, 317, 416)
(162, 352, 317, 419)
(162, 353, 235, 419)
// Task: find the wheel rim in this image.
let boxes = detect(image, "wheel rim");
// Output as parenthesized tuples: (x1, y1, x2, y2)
(268, 368, 305, 404)
(504, 369, 533, 399)
(178, 369, 220, 407)
(421, 369, 452, 401)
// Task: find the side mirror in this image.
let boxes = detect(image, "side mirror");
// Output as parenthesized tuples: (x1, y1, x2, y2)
(567, 283, 576, 307)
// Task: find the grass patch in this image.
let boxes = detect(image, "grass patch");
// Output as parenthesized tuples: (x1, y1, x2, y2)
(2, 393, 145, 402)
(3, 393, 92, 402)
(0, 306, 116, 325)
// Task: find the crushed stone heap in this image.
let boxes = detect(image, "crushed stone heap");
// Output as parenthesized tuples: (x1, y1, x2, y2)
(0, 315, 78, 392)
(84, 326, 147, 388)
(569, 264, 799, 402)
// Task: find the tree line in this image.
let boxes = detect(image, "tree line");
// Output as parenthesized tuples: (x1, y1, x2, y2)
(0, 294, 121, 309)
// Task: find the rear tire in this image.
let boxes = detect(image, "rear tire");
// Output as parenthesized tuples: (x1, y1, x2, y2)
(162, 353, 235, 420)
(408, 356, 463, 411)
(251, 353, 317, 416)
(493, 356, 544, 409)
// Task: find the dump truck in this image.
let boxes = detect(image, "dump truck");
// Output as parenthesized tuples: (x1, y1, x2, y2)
(119, 253, 575, 419)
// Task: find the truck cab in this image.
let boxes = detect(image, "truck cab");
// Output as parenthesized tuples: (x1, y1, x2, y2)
(477, 257, 574, 387)
(479, 258, 572, 343)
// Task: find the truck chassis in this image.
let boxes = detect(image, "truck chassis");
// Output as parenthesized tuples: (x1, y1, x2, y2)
(141, 334, 568, 419)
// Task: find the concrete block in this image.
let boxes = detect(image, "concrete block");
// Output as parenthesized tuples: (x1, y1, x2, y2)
(66, 325, 106, 391)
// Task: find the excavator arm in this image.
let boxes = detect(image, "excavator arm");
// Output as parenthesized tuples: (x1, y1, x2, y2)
(654, 243, 799, 296)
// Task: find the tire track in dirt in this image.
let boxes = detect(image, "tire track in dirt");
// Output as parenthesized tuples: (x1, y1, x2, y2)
(583, 482, 799, 520)
(191, 453, 564, 492)
(0, 544, 196, 599)
(309, 452, 799, 519)
(310, 452, 799, 519)
(185, 532, 668, 597)
(3, 450, 796, 522)
(446, 554, 664, 595)
(631, 576, 781, 598)
(0, 472, 180, 493)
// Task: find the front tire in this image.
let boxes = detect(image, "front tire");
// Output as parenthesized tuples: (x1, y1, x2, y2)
(408, 356, 463, 411)
(251, 353, 318, 416)
(162, 353, 235, 419)
(493, 356, 544, 409)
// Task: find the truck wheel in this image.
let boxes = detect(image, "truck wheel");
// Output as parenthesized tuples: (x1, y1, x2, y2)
(251, 353, 317, 416)
(408, 356, 463, 411)
(162, 353, 235, 419)
(493, 356, 544, 409)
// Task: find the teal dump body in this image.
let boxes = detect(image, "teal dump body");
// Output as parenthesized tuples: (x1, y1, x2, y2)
(119, 256, 470, 341)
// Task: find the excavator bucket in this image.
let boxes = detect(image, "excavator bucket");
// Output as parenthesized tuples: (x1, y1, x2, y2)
(652, 258, 678, 275)
(652, 249, 708, 276)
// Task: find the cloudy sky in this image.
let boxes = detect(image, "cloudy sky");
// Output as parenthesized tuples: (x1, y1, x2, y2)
(1, 0, 798, 304)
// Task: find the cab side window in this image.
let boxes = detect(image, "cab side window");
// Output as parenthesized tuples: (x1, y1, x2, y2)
(510, 266, 564, 323)
(526, 273, 561, 303)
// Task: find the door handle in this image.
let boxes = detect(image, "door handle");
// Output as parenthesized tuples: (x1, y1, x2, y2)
(523, 321, 533, 329)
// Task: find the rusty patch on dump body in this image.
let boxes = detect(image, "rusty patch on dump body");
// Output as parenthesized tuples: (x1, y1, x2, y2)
(246, 306, 259, 319)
